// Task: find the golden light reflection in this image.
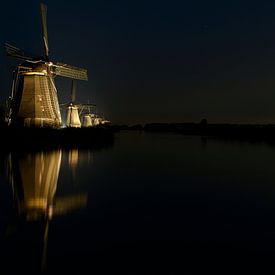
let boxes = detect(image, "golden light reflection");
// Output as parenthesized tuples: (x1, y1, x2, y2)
(7, 150, 88, 220)
(69, 149, 79, 169)
(69, 149, 79, 183)
(6, 149, 88, 272)
(17, 150, 61, 220)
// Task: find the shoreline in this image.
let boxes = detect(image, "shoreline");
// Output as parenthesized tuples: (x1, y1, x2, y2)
(0, 126, 115, 151)
(2, 122, 275, 151)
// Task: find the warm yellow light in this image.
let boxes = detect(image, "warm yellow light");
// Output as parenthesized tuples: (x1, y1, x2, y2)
(25, 198, 48, 209)
(23, 72, 46, 76)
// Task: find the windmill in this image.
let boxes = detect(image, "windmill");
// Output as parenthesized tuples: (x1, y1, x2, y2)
(61, 80, 96, 128)
(5, 3, 88, 128)
(81, 100, 97, 127)
(66, 80, 81, 128)
(82, 113, 93, 127)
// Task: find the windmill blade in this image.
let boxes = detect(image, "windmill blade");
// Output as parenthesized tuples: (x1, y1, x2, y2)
(5, 42, 41, 61)
(71, 80, 77, 103)
(54, 62, 88, 81)
(59, 103, 68, 107)
(75, 103, 96, 108)
(77, 103, 96, 116)
(40, 3, 49, 59)
(79, 103, 96, 108)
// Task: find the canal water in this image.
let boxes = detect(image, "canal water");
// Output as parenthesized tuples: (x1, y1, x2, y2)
(1, 131, 275, 273)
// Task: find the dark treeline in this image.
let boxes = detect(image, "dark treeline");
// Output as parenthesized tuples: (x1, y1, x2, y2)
(109, 121, 275, 143)
(142, 122, 275, 142)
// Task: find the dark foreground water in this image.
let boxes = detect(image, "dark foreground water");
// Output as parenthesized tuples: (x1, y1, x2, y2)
(1, 131, 275, 273)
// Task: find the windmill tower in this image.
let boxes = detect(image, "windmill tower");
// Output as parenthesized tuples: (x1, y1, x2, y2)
(82, 114, 93, 127)
(5, 3, 88, 128)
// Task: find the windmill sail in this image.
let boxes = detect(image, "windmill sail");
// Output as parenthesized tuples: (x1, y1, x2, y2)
(40, 3, 49, 59)
(71, 80, 77, 103)
(54, 63, 88, 81)
(5, 42, 41, 61)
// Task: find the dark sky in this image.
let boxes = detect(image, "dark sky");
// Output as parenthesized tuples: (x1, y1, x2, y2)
(1, 0, 275, 124)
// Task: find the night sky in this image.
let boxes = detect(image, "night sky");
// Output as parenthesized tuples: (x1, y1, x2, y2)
(1, 0, 275, 124)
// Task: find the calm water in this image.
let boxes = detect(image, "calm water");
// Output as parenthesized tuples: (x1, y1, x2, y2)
(1, 131, 275, 273)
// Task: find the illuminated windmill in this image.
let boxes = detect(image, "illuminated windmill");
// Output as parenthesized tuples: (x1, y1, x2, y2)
(5, 3, 88, 128)
(81, 101, 97, 127)
(66, 80, 81, 128)
(61, 80, 96, 128)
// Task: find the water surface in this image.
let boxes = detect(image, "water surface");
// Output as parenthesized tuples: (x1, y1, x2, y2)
(1, 131, 275, 273)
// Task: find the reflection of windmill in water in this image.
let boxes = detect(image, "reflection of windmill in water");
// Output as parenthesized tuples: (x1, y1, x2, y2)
(5, 3, 88, 128)
(68, 148, 79, 182)
(6, 150, 88, 271)
(68, 148, 94, 182)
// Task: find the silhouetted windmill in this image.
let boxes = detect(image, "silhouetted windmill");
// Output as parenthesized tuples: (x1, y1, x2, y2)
(5, 3, 88, 128)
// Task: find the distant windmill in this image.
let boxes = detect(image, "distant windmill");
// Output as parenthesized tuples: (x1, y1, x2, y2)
(66, 80, 81, 128)
(81, 100, 97, 127)
(5, 3, 88, 128)
(61, 80, 96, 128)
